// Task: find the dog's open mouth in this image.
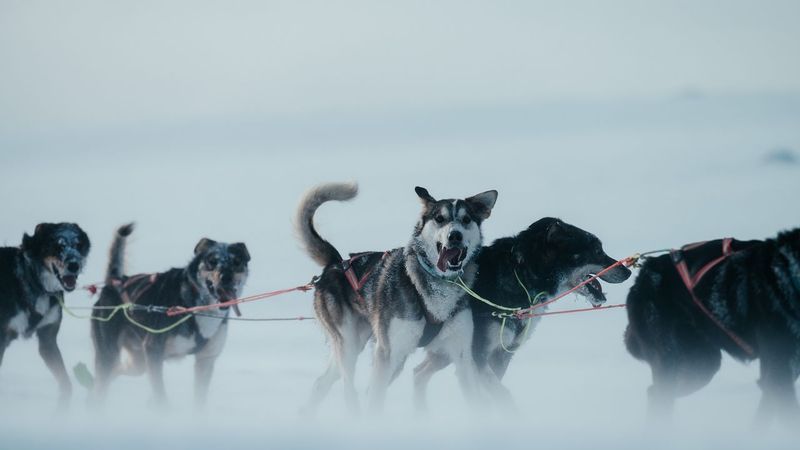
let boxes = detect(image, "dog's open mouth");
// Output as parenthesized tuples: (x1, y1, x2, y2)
(53, 264, 77, 292)
(435, 243, 467, 272)
(206, 279, 236, 307)
(579, 274, 606, 307)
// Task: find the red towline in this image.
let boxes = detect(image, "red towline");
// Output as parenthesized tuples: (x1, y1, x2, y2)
(166, 283, 315, 317)
(514, 255, 638, 320)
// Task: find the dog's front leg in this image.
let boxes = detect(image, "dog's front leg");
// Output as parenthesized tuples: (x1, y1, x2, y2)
(144, 337, 169, 408)
(447, 310, 483, 408)
(194, 356, 216, 408)
(368, 317, 424, 413)
(36, 321, 72, 411)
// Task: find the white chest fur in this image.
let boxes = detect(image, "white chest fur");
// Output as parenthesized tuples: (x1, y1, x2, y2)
(195, 312, 226, 339)
(165, 334, 196, 358)
(5, 296, 61, 336)
(420, 281, 465, 323)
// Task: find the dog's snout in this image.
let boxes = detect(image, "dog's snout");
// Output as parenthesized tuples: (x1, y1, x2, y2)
(448, 230, 463, 244)
(66, 261, 80, 273)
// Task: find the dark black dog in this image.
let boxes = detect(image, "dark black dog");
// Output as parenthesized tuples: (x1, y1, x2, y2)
(414, 218, 631, 408)
(0, 223, 91, 408)
(91, 223, 250, 408)
(625, 229, 800, 425)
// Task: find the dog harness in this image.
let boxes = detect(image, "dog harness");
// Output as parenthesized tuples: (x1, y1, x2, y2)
(110, 272, 215, 353)
(670, 238, 755, 357)
(340, 251, 450, 347)
(341, 251, 389, 304)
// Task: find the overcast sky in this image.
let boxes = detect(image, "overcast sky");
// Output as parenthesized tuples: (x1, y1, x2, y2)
(1, 0, 799, 139)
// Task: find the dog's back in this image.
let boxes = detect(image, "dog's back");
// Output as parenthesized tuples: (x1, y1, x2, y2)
(624, 231, 800, 422)
(624, 238, 763, 362)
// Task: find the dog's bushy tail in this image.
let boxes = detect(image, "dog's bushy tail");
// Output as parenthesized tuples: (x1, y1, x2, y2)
(106, 223, 134, 283)
(295, 182, 358, 266)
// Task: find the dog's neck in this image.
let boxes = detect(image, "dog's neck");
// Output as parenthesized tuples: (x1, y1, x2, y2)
(478, 240, 559, 308)
(404, 245, 478, 322)
(180, 269, 219, 309)
(16, 251, 59, 300)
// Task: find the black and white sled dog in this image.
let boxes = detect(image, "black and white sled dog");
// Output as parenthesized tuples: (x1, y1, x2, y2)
(413, 218, 631, 409)
(297, 182, 498, 413)
(625, 229, 800, 426)
(91, 223, 250, 408)
(0, 223, 91, 408)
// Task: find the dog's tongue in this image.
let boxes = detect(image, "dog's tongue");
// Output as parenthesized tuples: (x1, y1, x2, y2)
(436, 247, 461, 272)
(586, 277, 605, 307)
(62, 275, 77, 290)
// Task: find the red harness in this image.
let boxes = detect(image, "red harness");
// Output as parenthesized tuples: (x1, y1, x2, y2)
(342, 252, 388, 304)
(670, 238, 755, 357)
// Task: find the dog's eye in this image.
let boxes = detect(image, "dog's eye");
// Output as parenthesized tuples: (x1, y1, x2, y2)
(434, 214, 445, 224)
(206, 257, 218, 268)
(461, 216, 472, 226)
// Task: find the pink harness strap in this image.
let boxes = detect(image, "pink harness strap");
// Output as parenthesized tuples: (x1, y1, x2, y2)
(342, 252, 388, 304)
(671, 238, 755, 357)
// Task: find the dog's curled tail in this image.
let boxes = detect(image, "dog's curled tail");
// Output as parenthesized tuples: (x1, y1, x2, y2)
(106, 222, 134, 283)
(295, 182, 358, 267)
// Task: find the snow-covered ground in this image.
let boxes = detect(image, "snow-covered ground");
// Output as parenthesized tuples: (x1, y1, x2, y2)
(1, 93, 799, 449)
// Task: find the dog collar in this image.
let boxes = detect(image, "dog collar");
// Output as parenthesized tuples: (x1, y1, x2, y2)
(416, 253, 463, 281)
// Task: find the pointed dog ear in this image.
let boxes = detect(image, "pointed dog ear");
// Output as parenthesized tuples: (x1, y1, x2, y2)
(21, 233, 34, 252)
(34, 223, 48, 236)
(465, 190, 498, 220)
(546, 219, 564, 243)
(72, 223, 91, 255)
(230, 243, 250, 262)
(194, 238, 218, 255)
(415, 186, 436, 204)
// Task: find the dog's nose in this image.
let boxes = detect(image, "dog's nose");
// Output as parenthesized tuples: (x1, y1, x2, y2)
(448, 230, 463, 244)
(66, 261, 80, 273)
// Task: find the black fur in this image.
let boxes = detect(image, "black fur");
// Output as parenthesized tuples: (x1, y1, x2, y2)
(91, 224, 250, 408)
(624, 229, 800, 425)
(0, 222, 91, 409)
(413, 217, 630, 407)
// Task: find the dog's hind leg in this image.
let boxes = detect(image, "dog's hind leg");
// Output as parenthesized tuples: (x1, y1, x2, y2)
(481, 350, 516, 410)
(303, 356, 341, 415)
(303, 295, 357, 415)
(338, 316, 372, 414)
(646, 329, 721, 424)
(36, 321, 72, 411)
(413, 352, 451, 411)
(754, 335, 799, 428)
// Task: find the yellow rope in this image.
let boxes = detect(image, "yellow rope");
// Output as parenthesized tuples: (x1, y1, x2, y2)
(121, 306, 194, 334)
(58, 295, 131, 322)
(449, 272, 546, 354)
(448, 277, 522, 312)
(58, 297, 194, 334)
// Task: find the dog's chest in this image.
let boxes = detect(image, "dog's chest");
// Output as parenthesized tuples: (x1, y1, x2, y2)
(165, 334, 197, 357)
(6, 295, 60, 337)
(420, 282, 464, 323)
(195, 313, 225, 339)
(164, 314, 225, 358)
